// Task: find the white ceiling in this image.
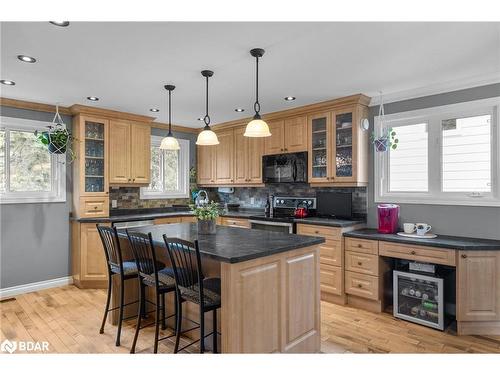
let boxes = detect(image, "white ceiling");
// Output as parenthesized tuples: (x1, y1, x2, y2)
(1, 22, 499, 127)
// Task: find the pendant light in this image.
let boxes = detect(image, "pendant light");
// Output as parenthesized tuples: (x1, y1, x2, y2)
(244, 48, 271, 137)
(196, 70, 219, 145)
(160, 85, 180, 150)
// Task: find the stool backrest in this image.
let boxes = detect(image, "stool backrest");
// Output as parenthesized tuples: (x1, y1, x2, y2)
(126, 231, 161, 285)
(96, 225, 123, 272)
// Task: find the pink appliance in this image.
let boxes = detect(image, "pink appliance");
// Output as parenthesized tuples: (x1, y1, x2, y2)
(377, 204, 400, 234)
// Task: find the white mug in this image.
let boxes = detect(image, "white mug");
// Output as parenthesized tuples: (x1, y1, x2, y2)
(403, 223, 416, 234)
(416, 223, 432, 236)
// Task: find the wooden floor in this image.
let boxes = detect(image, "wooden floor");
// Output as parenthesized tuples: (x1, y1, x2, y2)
(1, 285, 500, 354)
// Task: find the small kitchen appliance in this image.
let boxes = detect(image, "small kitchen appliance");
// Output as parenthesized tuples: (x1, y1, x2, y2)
(262, 152, 307, 183)
(316, 191, 352, 219)
(377, 204, 399, 234)
(294, 201, 310, 218)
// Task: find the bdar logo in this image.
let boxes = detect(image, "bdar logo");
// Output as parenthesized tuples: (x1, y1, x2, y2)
(1, 339, 17, 353)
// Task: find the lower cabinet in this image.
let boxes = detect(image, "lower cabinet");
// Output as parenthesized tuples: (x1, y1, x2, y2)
(320, 263, 343, 296)
(457, 250, 500, 335)
(72, 222, 109, 289)
(219, 217, 250, 229)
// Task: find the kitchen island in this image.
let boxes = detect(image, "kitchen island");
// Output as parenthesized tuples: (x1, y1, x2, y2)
(115, 223, 325, 353)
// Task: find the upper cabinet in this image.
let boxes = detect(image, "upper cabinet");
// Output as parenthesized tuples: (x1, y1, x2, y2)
(109, 121, 151, 185)
(214, 129, 235, 184)
(264, 116, 308, 155)
(234, 126, 264, 184)
(197, 144, 215, 185)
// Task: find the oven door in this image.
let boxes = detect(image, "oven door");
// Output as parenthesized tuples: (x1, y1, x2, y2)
(249, 220, 294, 234)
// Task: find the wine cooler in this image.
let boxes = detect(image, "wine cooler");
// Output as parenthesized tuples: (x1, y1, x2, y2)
(393, 270, 444, 330)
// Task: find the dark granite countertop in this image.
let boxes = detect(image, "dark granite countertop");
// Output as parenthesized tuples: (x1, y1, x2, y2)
(343, 228, 500, 251)
(294, 217, 365, 228)
(72, 209, 263, 223)
(118, 223, 325, 263)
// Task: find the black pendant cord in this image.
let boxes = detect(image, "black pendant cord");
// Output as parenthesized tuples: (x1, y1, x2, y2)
(204, 75, 211, 129)
(253, 55, 261, 118)
(168, 89, 172, 136)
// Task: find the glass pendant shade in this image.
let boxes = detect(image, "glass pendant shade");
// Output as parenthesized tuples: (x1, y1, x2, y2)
(244, 117, 271, 137)
(160, 134, 180, 150)
(196, 127, 219, 145)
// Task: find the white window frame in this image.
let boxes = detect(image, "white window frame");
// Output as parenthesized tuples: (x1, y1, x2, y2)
(0, 116, 67, 204)
(374, 97, 500, 207)
(140, 136, 190, 200)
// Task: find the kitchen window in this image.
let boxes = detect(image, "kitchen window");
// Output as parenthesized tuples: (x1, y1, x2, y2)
(374, 97, 500, 206)
(0, 116, 66, 204)
(140, 135, 190, 199)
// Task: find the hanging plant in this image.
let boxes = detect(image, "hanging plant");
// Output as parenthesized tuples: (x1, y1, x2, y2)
(34, 104, 76, 163)
(371, 91, 399, 153)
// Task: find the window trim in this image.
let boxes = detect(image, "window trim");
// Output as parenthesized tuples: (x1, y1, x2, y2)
(0, 116, 67, 204)
(140, 136, 190, 200)
(374, 97, 500, 207)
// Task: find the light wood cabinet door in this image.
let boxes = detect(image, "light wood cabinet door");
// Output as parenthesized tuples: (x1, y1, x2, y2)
(130, 123, 151, 184)
(233, 127, 248, 184)
(197, 145, 215, 184)
(308, 113, 331, 183)
(247, 136, 264, 183)
(264, 120, 285, 155)
(284, 116, 307, 152)
(215, 130, 234, 184)
(457, 251, 500, 322)
(320, 264, 343, 296)
(109, 121, 131, 184)
(80, 223, 108, 283)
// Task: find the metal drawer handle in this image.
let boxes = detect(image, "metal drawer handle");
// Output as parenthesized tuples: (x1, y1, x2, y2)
(315, 230, 320, 234)
(93, 206, 98, 210)
(411, 250, 416, 255)
(461, 254, 467, 259)
(357, 244, 363, 248)
(357, 262, 362, 266)
(357, 284, 363, 288)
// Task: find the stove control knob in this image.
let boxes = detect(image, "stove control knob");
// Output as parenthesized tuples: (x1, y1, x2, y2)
(280, 200, 284, 204)
(308, 200, 312, 205)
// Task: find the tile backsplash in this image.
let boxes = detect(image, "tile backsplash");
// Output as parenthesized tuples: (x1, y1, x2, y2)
(109, 187, 191, 209)
(207, 185, 367, 216)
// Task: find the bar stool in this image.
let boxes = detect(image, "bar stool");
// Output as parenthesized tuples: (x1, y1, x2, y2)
(126, 231, 179, 354)
(163, 235, 221, 353)
(96, 225, 147, 346)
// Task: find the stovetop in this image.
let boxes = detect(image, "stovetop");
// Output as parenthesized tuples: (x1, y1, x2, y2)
(248, 214, 297, 223)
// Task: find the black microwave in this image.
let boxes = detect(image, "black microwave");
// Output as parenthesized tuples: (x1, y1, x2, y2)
(262, 152, 308, 183)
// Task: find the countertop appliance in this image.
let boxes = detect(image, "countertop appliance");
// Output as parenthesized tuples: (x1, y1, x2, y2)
(316, 191, 352, 219)
(393, 270, 444, 330)
(249, 196, 316, 233)
(377, 204, 400, 234)
(294, 200, 310, 218)
(262, 152, 307, 183)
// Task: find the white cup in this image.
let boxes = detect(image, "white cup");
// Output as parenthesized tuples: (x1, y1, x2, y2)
(403, 223, 416, 234)
(416, 223, 432, 236)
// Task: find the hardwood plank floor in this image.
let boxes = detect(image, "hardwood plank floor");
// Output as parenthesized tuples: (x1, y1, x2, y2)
(1, 285, 499, 354)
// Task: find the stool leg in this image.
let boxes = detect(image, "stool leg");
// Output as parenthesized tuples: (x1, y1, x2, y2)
(140, 282, 147, 318)
(174, 293, 182, 353)
(212, 309, 217, 353)
(99, 273, 112, 334)
(153, 291, 160, 353)
(161, 292, 166, 330)
(130, 280, 143, 354)
(199, 306, 205, 353)
(116, 276, 125, 346)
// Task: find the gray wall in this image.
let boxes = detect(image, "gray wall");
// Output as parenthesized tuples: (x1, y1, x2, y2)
(0, 106, 73, 289)
(367, 83, 500, 240)
(0, 107, 198, 289)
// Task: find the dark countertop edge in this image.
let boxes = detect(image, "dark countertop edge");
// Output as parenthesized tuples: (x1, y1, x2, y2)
(294, 218, 366, 228)
(343, 229, 500, 251)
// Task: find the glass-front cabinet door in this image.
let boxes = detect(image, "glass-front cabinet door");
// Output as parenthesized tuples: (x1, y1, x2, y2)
(332, 108, 356, 182)
(80, 116, 109, 195)
(308, 113, 331, 183)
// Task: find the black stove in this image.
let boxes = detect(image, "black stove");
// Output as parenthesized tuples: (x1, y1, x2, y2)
(248, 196, 317, 227)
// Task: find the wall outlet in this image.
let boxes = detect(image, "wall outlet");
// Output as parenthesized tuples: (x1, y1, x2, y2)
(111, 199, 117, 208)
(250, 197, 255, 205)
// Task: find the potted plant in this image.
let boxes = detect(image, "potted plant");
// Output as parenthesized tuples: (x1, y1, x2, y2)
(189, 201, 221, 234)
(371, 128, 399, 152)
(35, 124, 76, 162)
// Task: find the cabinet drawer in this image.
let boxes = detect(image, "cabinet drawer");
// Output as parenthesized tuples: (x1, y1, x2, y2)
(154, 217, 182, 225)
(181, 216, 196, 223)
(345, 271, 379, 301)
(320, 264, 343, 296)
(345, 237, 378, 255)
(319, 239, 342, 267)
(80, 197, 109, 218)
(220, 217, 250, 228)
(346, 251, 379, 276)
(379, 241, 456, 266)
(296, 224, 341, 240)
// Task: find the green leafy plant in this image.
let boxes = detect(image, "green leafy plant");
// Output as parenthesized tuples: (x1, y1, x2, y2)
(189, 201, 221, 221)
(35, 125, 76, 163)
(370, 128, 399, 152)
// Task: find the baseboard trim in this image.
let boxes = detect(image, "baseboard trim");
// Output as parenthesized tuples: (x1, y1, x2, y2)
(0, 276, 73, 299)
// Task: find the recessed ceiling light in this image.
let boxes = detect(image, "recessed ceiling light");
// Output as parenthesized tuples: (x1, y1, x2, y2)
(17, 55, 37, 63)
(49, 21, 70, 27)
(150, 108, 160, 112)
(87, 96, 99, 101)
(0, 79, 16, 86)
(235, 108, 245, 112)
(197, 117, 204, 121)
(284, 96, 296, 101)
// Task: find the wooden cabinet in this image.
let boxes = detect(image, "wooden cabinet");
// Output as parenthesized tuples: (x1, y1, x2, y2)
(345, 271, 379, 301)
(109, 120, 151, 185)
(197, 144, 215, 185)
(379, 241, 456, 266)
(79, 196, 109, 218)
(72, 222, 108, 289)
(220, 217, 250, 228)
(214, 130, 234, 184)
(457, 251, 500, 326)
(308, 105, 369, 186)
(264, 117, 307, 155)
(234, 126, 264, 184)
(153, 217, 183, 225)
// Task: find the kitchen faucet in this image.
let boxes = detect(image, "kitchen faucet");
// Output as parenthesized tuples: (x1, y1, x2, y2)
(195, 190, 209, 207)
